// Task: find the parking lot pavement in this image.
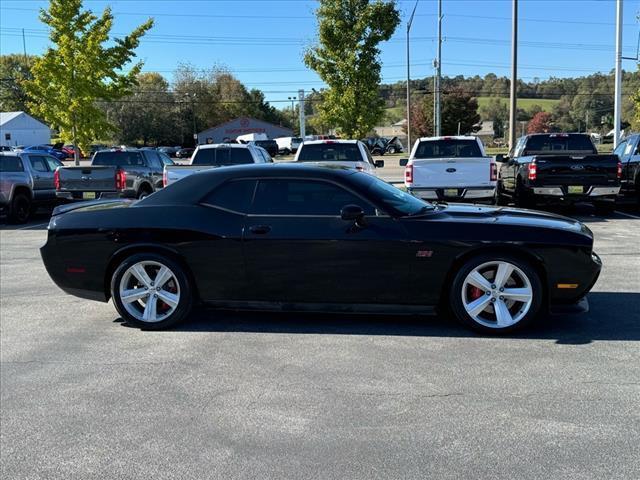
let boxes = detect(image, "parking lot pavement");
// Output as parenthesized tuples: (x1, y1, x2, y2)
(1, 208, 639, 479)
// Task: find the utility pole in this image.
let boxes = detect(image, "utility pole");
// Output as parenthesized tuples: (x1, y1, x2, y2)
(22, 28, 27, 62)
(509, 0, 518, 151)
(406, 0, 419, 151)
(298, 89, 306, 139)
(288, 96, 297, 133)
(613, 0, 623, 148)
(434, 0, 442, 136)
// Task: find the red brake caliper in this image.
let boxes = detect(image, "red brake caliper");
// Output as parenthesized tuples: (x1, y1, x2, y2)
(469, 286, 483, 300)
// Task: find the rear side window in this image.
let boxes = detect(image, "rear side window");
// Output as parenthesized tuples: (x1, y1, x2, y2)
(0, 156, 24, 172)
(414, 140, 483, 159)
(93, 151, 144, 166)
(251, 179, 374, 216)
(29, 156, 49, 172)
(297, 143, 362, 162)
(44, 156, 63, 172)
(192, 148, 254, 166)
(202, 179, 256, 213)
(524, 135, 596, 154)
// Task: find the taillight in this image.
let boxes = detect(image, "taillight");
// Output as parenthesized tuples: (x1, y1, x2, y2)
(528, 161, 537, 181)
(163, 170, 168, 187)
(490, 162, 497, 181)
(405, 162, 414, 184)
(54, 169, 60, 190)
(617, 161, 622, 179)
(115, 169, 127, 191)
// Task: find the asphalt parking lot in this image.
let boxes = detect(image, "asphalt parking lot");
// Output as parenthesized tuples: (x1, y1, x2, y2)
(1, 195, 639, 478)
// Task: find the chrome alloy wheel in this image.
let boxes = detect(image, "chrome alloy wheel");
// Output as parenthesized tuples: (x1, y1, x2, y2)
(461, 260, 534, 329)
(118, 261, 180, 323)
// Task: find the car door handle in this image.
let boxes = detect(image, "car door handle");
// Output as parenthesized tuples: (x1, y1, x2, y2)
(249, 225, 271, 234)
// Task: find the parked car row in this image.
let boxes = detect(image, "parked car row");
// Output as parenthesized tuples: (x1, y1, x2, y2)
(401, 133, 638, 211)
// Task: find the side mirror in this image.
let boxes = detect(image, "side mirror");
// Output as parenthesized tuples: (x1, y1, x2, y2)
(399, 158, 409, 167)
(374, 160, 384, 168)
(495, 154, 507, 163)
(340, 204, 367, 228)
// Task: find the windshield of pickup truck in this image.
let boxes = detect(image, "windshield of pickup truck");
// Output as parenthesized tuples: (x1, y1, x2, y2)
(92, 151, 144, 166)
(524, 134, 596, 154)
(191, 147, 253, 166)
(414, 139, 483, 159)
(297, 143, 362, 162)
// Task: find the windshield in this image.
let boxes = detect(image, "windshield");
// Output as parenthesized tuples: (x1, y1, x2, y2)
(414, 139, 483, 159)
(298, 143, 361, 162)
(92, 151, 144, 166)
(365, 176, 433, 216)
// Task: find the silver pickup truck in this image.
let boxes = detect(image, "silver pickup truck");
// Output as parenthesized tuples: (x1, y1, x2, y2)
(1, 152, 64, 223)
(55, 149, 174, 201)
(163, 143, 272, 187)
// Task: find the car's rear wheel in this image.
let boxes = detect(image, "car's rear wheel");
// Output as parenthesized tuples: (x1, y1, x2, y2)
(450, 255, 542, 334)
(111, 253, 193, 330)
(137, 185, 152, 200)
(8, 193, 31, 224)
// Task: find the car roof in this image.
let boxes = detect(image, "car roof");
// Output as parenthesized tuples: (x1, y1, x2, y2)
(197, 143, 252, 149)
(142, 163, 358, 206)
(417, 136, 478, 141)
(301, 139, 359, 145)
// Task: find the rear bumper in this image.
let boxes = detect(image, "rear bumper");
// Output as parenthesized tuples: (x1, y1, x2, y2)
(408, 186, 496, 202)
(56, 191, 133, 201)
(531, 186, 620, 197)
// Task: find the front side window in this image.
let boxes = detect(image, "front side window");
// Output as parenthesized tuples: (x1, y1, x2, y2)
(613, 141, 627, 157)
(201, 179, 256, 213)
(44, 156, 63, 172)
(251, 179, 374, 216)
(159, 152, 174, 166)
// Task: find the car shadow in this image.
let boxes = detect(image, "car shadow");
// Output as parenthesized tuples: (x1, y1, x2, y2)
(0, 211, 51, 230)
(117, 292, 640, 344)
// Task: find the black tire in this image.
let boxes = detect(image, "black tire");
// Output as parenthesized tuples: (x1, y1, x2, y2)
(8, 193, 31, 224)
(449, 254, 543, 334)
(514, 180, 533, 209)
(137, 185, 152, 200)
(593, 201, 615, 214)
(388, 146, 397, 154)
(110, 253, 194, 330)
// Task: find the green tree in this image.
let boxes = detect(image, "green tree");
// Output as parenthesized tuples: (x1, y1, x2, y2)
(0, 54, 36, 113)
(25, 0, 153, 163)
(440, 88, 480, 135)
(304, 0, 400, 138)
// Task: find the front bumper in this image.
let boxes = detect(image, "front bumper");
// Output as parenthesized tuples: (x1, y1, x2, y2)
(409, 186, 496, 202)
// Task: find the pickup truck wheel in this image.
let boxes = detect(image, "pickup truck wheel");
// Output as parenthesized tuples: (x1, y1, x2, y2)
(450, 255, 542, 334)
(137, 186, 152, 200)
(514, 182, 533, 209)
(388, 146, 397, 154)
(111, 253, 193, 330)
(8, 193, 31, 224)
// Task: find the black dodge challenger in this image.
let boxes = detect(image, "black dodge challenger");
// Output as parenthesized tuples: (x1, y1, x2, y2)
(41, 163, 602, 333)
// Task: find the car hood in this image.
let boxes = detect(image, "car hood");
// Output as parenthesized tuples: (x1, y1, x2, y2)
(421, 203, 592, 237)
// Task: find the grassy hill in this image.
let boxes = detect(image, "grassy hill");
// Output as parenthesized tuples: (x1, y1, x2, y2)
(476, 97, 560, 111)
(384, 97, 560, 125)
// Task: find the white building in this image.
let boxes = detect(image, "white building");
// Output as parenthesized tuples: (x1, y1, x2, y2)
(0, 111, 51, 147)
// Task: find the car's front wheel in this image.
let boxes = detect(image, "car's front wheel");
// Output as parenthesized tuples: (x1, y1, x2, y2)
(111, 253, 194, 330)
(450, 255, 542, 334)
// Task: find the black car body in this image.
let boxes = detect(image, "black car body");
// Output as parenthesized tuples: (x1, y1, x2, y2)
(176, 148, 195, 159)
(613, 134, 640, 204)
(41, 164, 601, 334)
(496, 133, 620, 209)
(55, 149, 175, 201)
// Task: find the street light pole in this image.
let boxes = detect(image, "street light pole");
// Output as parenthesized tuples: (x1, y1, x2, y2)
(406, 0, 419, 152)
(613, 0, 623, 148)
(434, 0, 442, 136)
(508, 0, 518, 151)
(288, 96, 297, 132)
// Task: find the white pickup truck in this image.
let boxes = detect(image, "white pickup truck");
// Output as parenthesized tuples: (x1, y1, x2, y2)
(162, 143, 272, 187)
(294, 139, 384, 175)
(401, 136, 496, 203)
